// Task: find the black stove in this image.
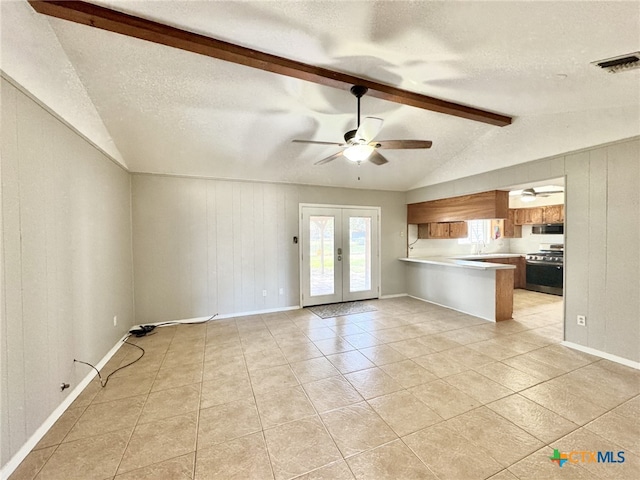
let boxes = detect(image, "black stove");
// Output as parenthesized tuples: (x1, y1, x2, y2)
(525, 250, 563, 265)
(525, 245, 564, 295)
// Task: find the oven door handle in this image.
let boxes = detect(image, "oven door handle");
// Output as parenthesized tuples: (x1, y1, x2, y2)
(526, 260, 563, 266)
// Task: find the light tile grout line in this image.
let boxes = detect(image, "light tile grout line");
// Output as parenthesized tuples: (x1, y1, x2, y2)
(191, 323, 208, 480)
(240, 316, 278, 480)
(111, 325, 177, 478)
(14, 292, 640, 480)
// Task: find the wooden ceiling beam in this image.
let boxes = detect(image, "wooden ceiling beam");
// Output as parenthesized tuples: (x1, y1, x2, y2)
(29, 0, 512, 126)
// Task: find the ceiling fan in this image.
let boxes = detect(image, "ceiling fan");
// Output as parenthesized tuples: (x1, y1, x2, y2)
(519, 187, 564, 202)
(292, 85, 433, 166)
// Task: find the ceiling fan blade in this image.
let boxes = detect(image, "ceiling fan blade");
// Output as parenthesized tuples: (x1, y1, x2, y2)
(355, 117, 384, 143)
(314, 151, 343, 165)
(368, 151, 389, 166)
(372, 140, 433, 149)
(292, 139, 345, 146)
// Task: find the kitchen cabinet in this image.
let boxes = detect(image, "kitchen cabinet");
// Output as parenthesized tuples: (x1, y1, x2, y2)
(448, 222, 468, 238)
(512, 205, 564, 225)
(408, 190, 508, 224)
(513, 256, 526, 289)
(490, 211, 522, 239)
(513, 207, 544, 225)
(418, 221, 468, 239)
(543, 205, 564, 223)
(479, 256, 526, 288)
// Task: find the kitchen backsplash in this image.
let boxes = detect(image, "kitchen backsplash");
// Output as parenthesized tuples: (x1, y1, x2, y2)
(509, 225, 564, 253)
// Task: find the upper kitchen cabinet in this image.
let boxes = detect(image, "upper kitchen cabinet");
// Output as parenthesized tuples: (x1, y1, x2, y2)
(543, 205, 564, 223)
(513, 207, 544, 225)
(512, 205, 564, 225)
(491, 210, 522, 238)
(418, 222, 468, 239)
(448, 221, 469, 238)
(408, 190, 509, 224)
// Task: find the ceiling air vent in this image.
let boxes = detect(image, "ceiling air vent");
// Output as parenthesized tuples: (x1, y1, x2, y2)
(592, 52, 640, 73)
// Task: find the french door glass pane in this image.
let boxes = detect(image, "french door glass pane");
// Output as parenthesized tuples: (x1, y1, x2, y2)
(309, 216, 334, 296)
(349, 217, 371, 292)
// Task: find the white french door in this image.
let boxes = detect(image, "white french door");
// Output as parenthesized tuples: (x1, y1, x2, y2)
(300, 205, 380, 307)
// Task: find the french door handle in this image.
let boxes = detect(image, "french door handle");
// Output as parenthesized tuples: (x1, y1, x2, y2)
(337, 248, 342, 255)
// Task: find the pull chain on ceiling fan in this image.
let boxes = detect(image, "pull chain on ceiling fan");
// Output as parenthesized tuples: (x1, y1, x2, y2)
(292, 86, 432, 166)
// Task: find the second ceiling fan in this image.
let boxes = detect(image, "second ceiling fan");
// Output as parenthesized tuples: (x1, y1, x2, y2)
(293, 86, 433, 166)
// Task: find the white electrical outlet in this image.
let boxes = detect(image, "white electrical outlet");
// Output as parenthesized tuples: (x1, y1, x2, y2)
(113, 315, 118, 326)
(577, 315, 586, 326)
(279, 288, 284, 295)
(262, 290, 267, 297)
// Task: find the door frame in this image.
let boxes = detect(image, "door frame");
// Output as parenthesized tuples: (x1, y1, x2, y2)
(299, 203, 381, 307)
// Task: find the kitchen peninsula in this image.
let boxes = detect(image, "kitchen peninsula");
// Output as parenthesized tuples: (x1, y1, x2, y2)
(400, 256, 516, 321)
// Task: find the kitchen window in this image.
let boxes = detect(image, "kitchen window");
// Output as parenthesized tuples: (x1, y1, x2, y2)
(458, 219, 491, 245)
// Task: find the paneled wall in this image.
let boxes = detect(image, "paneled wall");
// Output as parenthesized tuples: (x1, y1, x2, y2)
(1, 78, 135, 466)
(408, 137, 640, 363)
(564, 141, 639, 362)
(131, 175, 407, 324)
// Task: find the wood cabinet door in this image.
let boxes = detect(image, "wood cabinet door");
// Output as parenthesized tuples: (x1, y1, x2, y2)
(483, 257, 525, 288)
(514, 207, 545, 225)
(448, 222, 468, 238)
(506, 210, 519, 236)
(543, 205, 564, 223)
(513, 209, 525, 225)
(518, 257, 526, 288)
(525, 208, 544, 224)
(483, 257, 511, 264)
(504, 219, 516, 237)
(428, 223, 450, 238)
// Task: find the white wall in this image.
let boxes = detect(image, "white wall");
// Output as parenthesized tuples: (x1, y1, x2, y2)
(131, 175, 407, 324)
(508, 226, 564, 255)
(1, 78, 135, 467)
(407, 137, 640, 363)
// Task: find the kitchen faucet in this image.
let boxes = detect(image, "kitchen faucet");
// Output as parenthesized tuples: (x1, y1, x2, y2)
(472, 242, 486, 254)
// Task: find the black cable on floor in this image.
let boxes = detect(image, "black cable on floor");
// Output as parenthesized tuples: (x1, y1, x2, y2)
(74, 336, 145, 388)
(73, 314, 217, 387)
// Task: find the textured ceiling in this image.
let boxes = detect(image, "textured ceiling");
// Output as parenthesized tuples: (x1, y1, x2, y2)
(2, 1, 639, 191)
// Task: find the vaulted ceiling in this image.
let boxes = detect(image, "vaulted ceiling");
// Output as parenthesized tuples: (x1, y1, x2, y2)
(2, 1, 639, 191)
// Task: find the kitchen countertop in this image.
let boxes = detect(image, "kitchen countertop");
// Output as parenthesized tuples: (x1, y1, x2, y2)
(451, 253, 524, 260)
(399, 256, 516, 270)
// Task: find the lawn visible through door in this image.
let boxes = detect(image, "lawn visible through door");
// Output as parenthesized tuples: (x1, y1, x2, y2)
(301, 205, 379, 307)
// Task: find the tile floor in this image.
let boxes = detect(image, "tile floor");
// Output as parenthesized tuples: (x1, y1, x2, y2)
(10, 291, 640, 480)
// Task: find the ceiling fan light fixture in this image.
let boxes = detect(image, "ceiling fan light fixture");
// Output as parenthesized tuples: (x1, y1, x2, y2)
(344, 144, 374, 162)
